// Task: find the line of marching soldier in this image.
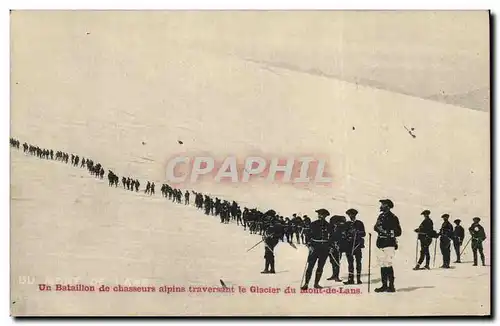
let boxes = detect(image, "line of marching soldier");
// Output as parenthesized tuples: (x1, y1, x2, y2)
(414, 211, 487, 270)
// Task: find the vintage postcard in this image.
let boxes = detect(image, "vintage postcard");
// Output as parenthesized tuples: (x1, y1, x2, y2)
(10, 10, 491, 316)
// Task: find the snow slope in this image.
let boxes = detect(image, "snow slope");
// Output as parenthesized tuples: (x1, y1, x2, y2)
(10, 11, 490, 316)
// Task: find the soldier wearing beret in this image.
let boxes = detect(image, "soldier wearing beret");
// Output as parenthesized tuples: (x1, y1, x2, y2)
(453, 219, 465, 263)
(261, 210, 283, 274)
(413, 210, 436, 270)
(301, 208, 332, 290)
(374, 199, 402, 293)
(438, 214, 454, 268)
(343, 208, 366, 285)
(469, 217, 486, 266)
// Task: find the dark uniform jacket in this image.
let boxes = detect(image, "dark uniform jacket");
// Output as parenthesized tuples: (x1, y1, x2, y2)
(329, 216, 345, 250)
(334, 221, 350, 253)
(302, 221, 311, 242)
(264, 223, 283, 247)
(438, 221, 454, 242)
(414, 218, 435, 245)
(469, 223, 486, 242)
(453, 225, 465, 244)
(374, 211, 402, 249)
(308, 219, 332, 247)
(344, 220, 366, 250)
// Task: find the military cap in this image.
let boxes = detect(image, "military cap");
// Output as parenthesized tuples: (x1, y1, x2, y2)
(315, 208, 330, 216)
(265, 209, 276, 216)
(441, 214, 450, 219)
(346, 208, 358, 216)
(454, 219, 461, 224)
(473, 217, 481, 222)
(379, 199, 394, 209)
(421, 210, 430, 216)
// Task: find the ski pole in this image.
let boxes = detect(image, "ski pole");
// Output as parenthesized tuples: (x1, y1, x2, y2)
(460, 237, 472, 257)
(246, 239, 264, 252)
(432, 239, 438, 268)
(415, 238, 419, 265)
(368, 233, 372, 293)
(300, 246, 314, 287)
(300, 260, 309, 288)
(351, 232, 357, 256)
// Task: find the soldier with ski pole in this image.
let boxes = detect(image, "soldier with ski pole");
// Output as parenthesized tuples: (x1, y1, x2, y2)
(413, 210, 436, 270)
(343, 209, 366, 285)
(373, 199, 402, 293)
(260, 210, 284, 274)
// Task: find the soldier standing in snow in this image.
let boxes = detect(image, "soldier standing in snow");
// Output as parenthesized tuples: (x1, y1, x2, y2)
(413, 210, 435, 270)
(438, 214, 454, 269)
(343, 208, 366, 285)
(453, 219, 465, 263)
(291, 214, 303, 244)
(469, 217, 486, 266)
(301, 209, 332, 290)
(374, 199, 402, 293)
(261, 211, 283, 274)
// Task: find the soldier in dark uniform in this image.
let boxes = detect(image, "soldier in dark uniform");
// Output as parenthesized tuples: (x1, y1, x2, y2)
(413, 210, 435, 270)
(453, 219, 465, 263)
(469, 217, 486, 266)
(301, 209, 332, 290)
(204, 196, 212, 215)
(302, 216, 311, 244)
(284, 217, 292, 242)
(327, 215, 345, 282)
(242, 207, 249, 230)
(261, 211, 284, 274)
(278, 216, 286, 241)
(343, 209, 366, 284)
(374, 199, 402, 293)
(438, 214, 454, 269)
(236, 207, 243, 227)
(290, 214, 303, 244)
